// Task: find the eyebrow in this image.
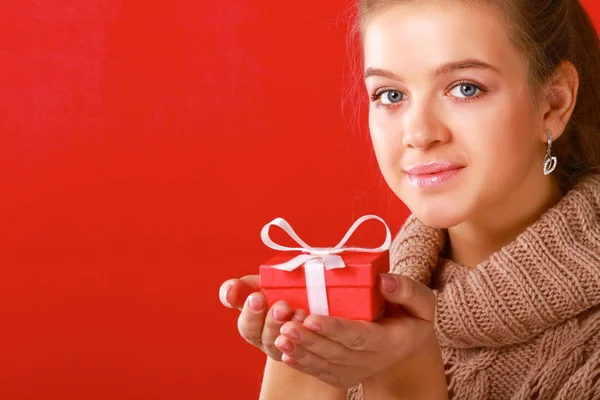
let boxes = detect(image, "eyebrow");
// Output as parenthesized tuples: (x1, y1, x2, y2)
(363, 58, 500, 81)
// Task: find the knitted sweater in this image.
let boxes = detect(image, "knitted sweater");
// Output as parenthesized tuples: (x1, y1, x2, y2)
(348, 175, 600, 400)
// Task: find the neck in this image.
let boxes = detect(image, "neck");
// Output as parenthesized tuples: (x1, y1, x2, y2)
(447, 174, 563, 268)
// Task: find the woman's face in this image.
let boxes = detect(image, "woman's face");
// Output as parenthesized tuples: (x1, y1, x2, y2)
(363, 2, 547, 228)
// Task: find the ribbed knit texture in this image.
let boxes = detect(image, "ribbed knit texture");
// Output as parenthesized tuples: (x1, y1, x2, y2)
(348, 175, 600, 400)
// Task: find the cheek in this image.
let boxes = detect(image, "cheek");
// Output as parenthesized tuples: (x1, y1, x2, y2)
(464, 98, 539, 181)
(368, 113, 403, 172)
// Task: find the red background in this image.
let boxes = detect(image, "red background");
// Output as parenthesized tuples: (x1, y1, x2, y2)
(0, 1, 598, 399)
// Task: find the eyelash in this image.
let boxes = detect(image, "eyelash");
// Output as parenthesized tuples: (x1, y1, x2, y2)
(369, 80, 488, 109)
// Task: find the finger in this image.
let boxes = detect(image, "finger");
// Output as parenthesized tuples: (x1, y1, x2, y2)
(239, 275, 260, 290)
(279, 321, 362, 365)
(261, 301, 294, 360)
(219, 275, 260, 310)
(378, 274, 436, 322)
(292, 309, 307, 323)
(275, 336, 348, 388)
(237, 291, 268, 348)
(301, 315, 394, 352)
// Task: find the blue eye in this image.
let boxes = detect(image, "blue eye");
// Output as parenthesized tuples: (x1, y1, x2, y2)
(450, 83, 481, 98)
(379, 90, 404, 105)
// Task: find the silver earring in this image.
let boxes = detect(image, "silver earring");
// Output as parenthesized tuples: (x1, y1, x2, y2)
(543, 130, 557, 175)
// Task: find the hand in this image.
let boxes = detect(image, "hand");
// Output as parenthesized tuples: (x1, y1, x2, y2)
(219, 275, 307, 361)
(272, 274, 440, 389)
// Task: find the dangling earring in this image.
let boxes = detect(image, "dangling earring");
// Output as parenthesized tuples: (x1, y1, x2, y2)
(544, 130, 557, 175)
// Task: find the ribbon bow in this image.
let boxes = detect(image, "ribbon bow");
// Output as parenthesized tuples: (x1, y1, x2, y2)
(260, 215, 392, 315)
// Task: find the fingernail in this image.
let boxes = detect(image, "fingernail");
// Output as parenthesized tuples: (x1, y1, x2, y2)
(220, 283, 233, 307)
(275, 336, 295, 353)
(273, 306, 288, 322)
(281, 353, 297, 365)
(280, 325, 301, 341)
(247, 294, 264, 312)
(292, 309, 306, 322)
(305, 321, 322, 333)
(380, 274, 398, 293)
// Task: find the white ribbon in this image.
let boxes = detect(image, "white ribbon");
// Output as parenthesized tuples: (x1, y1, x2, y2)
(261, 215, 391, 316)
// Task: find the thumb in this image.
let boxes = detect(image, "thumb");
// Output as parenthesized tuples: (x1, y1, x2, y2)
(378, 273, 436, 322)
(219, 275, 260, 310)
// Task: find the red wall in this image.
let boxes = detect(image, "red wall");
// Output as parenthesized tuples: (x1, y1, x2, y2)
(0, 1, 598, 399)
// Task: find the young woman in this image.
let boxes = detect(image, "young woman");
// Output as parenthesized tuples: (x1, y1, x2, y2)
(220, 0, 600, 398)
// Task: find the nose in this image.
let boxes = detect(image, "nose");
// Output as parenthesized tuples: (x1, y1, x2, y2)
(402, 103, 450, 150)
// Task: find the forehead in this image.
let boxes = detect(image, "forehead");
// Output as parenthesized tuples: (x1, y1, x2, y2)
(362, 3, 519, 75)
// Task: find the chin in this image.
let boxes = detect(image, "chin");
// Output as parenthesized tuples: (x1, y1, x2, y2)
(414, 212, 464, 229)
(405, 199, 470, 229)
(389, 168, 473, 229)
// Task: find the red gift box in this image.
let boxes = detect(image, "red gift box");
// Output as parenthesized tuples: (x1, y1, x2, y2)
(260, 251, 390, 321)
(258, 215, 392, 321)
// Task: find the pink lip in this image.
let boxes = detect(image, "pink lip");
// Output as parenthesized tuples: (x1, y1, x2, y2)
(404, 161, 464, 188)
(404, 161, 463, 175)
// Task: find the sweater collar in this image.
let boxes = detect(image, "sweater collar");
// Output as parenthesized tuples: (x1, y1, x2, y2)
(390, 175, 600, 348)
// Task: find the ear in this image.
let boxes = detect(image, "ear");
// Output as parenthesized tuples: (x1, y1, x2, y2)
(540, 60, 579, 142)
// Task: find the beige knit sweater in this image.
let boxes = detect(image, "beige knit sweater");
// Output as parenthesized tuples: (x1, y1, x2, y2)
(348, 175, 600, 400)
